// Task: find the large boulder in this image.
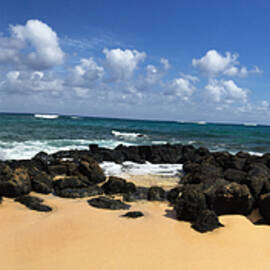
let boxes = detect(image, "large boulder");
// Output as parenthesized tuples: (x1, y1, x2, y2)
(102, 176, 136, 195)
(78, 160, 106, 184)
(28, 168, 52, 194)
(0, 167, 31, 198)
(115, 145, 143, 163)
(206, 182, 254, 215)
(174, 186, 207, 221)
(224, 169, 247, 184)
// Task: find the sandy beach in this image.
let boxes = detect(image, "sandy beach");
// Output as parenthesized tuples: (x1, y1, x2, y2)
(1, 190, 270, 270)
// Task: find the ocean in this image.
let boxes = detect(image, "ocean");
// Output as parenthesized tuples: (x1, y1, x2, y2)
(0, 113, 269, 162)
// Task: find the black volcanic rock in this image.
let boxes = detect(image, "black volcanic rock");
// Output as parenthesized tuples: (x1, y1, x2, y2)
(224, 169, 247, 184)
(53, 177, 88, 190)
(102, 176, 136, 195)
(115, 145, 143, 163)
(78, 160, 106, 184)
(259, 193, 270, 223)
(0, 167, 31, 198)
(122, 186, 149, 202)
(174, 187, 207, 222)
(15, 195, 52, 212)
(147, 186, 166, 201)
(121, 211, 144, 218)
(28, 168, 52, 194)
(88, 196, 130, 210)
(48, 164, 68, 176)
(192, 209, 223, 233)
(54, 185, 103, 198)
(167, 186, 183, 204)
(206, 182, 254, 215)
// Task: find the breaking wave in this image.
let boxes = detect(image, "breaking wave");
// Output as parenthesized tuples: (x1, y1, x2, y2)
(112, 130, 146, 139)
(34, 114, 59, 119)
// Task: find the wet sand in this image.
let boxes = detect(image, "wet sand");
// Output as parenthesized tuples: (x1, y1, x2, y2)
(1, 192, 270, 270)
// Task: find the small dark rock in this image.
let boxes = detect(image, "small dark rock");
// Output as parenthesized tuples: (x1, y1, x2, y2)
(121, 211, 144, 218)
(15, 195, 52, 212)
(88, 196, 130, 210)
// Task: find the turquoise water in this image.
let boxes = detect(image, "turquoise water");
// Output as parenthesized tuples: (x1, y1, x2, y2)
(0, 113, 269, 160)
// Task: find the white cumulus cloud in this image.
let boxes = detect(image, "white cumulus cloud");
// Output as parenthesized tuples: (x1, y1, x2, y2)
(103, 48, 146, 81)
(10, 19, 65, 69)
(165, 75, 196, 102)
(70, 57, 104, 87)
(205, 79, 248, 104)
(0, 70, 63, 94)
(192, 50, 261, 77)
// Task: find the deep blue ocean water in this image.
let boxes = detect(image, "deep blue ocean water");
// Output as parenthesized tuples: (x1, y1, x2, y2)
(0, 113, 270, 160)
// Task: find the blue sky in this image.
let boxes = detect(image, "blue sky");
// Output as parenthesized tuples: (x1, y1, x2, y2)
(0, 0, 270, 123)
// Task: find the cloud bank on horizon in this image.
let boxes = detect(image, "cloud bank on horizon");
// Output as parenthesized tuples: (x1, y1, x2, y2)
(0, 19, 268, 123)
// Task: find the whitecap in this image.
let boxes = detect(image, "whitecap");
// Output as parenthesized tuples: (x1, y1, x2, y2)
(34, 114, 59, 119)
(196, 121, 207, 125)
(243, 123, 258, 127)
(112, 130, 146, 139)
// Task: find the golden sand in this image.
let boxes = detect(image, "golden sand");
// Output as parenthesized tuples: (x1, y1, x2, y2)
(1, 193, 270, 270)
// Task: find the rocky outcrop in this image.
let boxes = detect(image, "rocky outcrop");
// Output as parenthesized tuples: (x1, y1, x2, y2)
(1, 143, 270, 233)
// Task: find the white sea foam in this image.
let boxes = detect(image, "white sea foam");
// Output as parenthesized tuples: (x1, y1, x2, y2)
(112, 130, 146, 139)
(196, 121, 207, 125)
(0, 139, 134, 160)
(34, 114, 59, 119)
(247, 151, 263, 156)
(100, 161, 183, 177)
(243, 123, 258, 127)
